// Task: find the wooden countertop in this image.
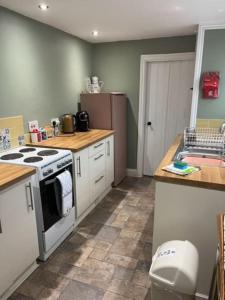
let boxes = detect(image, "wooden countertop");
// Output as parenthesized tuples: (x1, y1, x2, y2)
(27, 129, 114, 152)
(154, 135, 225, 191)
(0, 164, 36, 191)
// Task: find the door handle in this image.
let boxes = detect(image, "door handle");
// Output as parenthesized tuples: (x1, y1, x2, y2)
(147, 121, 152, 126)
(94, 154, 104, 161)
(94, 142, 103, 149)
(107, 141, 110, 156)
(26, 182, 34, 210)
(95, 175, 104, 184)
(77, 157, 81, 177)
(0, 219, 2, 234)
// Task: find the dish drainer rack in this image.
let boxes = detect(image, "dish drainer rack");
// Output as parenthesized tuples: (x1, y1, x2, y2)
(184, 127, 225, 152)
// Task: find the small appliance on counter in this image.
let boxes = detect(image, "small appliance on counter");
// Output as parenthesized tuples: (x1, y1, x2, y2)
(61, 114, 76, 134)
(75, 111, 89, 132)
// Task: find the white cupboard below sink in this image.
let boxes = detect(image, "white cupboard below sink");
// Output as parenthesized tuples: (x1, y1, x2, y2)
(73, 135, 114, 223)
(0, 177, 39, 300)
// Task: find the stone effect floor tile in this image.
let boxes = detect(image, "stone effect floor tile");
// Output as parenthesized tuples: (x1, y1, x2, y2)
(132, 270, 152, 288)
(8, 294, 34, 300)
(37, 288, 61, 300)
(59, 280, 104, 300)
(90, 248, 108, 260)
(103, 291, 129, 300)
(105, 253, 138, 269)
(113, 266, 134, 281)
(110, 237, 142, 259)
(108, 279, 148, 299)
(94, 225, 121, 242)
(12, 177, 154, 300)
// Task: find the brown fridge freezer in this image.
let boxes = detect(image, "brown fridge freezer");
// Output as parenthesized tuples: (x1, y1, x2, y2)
(80, 93, 127, 186)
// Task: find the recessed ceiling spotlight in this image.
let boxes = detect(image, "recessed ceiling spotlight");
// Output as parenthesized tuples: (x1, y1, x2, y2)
(92, 30, 99, 37)
(218, 8, 224, 13)
(38, 3, 49, 11)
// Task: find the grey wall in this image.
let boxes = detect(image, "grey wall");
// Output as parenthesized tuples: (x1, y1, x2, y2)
(197, 29, 225, 119)
(0, 7, 92, 127)
(92, 36, 196, 169)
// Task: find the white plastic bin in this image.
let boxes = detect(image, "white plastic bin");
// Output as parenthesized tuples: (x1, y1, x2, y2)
(149, 240, 199, 300)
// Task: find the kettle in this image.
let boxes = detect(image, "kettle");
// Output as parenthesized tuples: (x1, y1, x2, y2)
(61, 114, 76, 133)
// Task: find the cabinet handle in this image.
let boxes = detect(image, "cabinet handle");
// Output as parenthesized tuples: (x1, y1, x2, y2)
(94, 154, 104, 161)
(95, 175, 104, 184)
(94, 142, 103, 149)
(0, 219, 2, 234)
(26, 182, 34, 210)
(77, 157, 81, 177)
(107, 141, 110, 156)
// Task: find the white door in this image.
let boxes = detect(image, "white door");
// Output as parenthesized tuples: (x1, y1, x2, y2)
(143, 58, 195, 176)
(0, 179, 39, 297)
(74, 148, 90, 218)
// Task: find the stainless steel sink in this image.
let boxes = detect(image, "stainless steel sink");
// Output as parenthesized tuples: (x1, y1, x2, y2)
(175, 150, 223, 161)
(173, 140, 225, 167)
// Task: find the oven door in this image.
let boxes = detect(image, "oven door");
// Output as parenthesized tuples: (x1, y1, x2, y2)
(39, 164, 73, 232)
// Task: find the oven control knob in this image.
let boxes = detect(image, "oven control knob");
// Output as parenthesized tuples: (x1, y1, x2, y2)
(43, 171, 49, 176)
(57, 163, 62, 169)
(48, 168, 53, 174)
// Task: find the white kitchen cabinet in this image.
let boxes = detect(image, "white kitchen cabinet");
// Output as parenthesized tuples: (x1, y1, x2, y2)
(105, 135, 114, 187)
(73, 148, 90, 218)
(0, 178, 39, 299)
(74, 135, 114, 223)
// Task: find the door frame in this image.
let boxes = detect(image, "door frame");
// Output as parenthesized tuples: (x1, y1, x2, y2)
(137, 52, 195, 177)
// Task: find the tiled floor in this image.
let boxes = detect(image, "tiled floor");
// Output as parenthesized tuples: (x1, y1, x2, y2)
(10, 176, 154, 300)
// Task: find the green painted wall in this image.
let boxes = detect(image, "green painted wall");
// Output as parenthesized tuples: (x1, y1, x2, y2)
(0, 7, 92, 128)
(197, 29, 225, 119)
(0, 6, 196, 169)
(92, 36, 196, 168)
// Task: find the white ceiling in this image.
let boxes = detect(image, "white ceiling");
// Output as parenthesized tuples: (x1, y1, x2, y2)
(0, 0, 225, 43)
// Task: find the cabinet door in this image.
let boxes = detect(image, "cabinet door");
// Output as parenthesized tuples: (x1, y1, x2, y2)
(105, 135, 114, 187)
(74, 148, 90, 218)
(0, 178, 39, 297)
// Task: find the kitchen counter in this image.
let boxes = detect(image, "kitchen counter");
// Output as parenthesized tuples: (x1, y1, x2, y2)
(0, 164, 36, 191)
(27, 129, 114, 152)
(154, 135, 225, 191)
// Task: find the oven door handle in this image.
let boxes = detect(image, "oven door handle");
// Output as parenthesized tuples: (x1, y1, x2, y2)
(44, 178, 56, 185)
(44, 178, 63, 217)
(44, 177, 63, 218)
(54, 178, 63, 218)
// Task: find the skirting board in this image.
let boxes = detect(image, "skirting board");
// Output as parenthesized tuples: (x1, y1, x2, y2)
(126, 168, 141, 177)
(195, 292, 208, 300)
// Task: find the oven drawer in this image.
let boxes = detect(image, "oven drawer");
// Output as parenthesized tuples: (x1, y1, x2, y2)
(43, 207, 75, 252)
(89, 139, 105, 157)
(89, 149, 105, 179)
(90, 171, 106, 201)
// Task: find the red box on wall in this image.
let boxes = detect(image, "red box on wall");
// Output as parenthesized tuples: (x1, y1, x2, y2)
(202, 72, 220, 99)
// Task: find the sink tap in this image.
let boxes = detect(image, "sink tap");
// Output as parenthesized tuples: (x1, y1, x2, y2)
(220, 122, 225, 134)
